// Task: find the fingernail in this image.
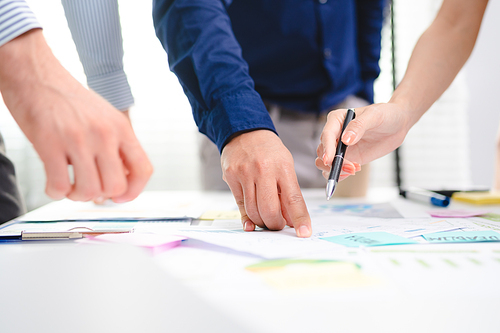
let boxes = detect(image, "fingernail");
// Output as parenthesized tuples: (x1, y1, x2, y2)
(298, 225, 311, 238)
(244, 221, 254, 231)
(342, 167, 355, 176)
(342, 131, 356, 145)
(94, 196, 106, 204)
(322, 154, 329, 166)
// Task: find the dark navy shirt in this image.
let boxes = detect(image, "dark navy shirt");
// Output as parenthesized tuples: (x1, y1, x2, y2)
(153, 0, 386, 152)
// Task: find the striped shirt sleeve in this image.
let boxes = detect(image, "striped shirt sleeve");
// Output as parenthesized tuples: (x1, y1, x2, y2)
(0, 0, 41, 48)
(61, 0, 134, 111)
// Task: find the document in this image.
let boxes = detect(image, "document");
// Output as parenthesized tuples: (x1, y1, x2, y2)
(13, 191, 221, 222)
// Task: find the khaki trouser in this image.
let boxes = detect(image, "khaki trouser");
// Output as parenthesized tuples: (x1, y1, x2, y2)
(199, 95, 370, 197)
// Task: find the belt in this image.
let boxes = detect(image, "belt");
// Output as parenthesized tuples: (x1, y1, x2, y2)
(263, 101, 328, 122)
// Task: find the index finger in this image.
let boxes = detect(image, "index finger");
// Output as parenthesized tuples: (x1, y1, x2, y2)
(320, 109, 348, 167)
(278, 177, 311, 238)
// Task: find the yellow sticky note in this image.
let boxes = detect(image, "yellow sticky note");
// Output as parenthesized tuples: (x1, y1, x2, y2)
(246, 259, 381, 290)
(452, 191, 500, 205)
(199, 210, 241, 220)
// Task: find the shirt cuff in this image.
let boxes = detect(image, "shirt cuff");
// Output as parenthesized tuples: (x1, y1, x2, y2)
(204, 92, 277, 153)
(87, 69, 134, 112)
(0, 1, 41, 47)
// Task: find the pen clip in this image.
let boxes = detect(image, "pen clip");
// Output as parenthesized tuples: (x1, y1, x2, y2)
(20, 227, 132, 240)
(21, 231, 83, 240)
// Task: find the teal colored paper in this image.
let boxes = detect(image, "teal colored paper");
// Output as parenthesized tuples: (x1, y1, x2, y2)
(320, 232, 417, 247)
(422, 230, 500, 243)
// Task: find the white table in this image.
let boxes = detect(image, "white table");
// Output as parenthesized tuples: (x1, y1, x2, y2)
(1, 189, 499, 333)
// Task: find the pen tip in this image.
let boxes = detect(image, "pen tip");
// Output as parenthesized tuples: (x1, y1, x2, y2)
(326, 180, 337, 200)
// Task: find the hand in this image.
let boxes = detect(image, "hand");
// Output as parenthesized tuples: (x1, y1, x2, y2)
(0, 30, 153, 202)
(316, 103, 411, 179)
(93, 109, 131, 205)
(221, 130, 312, 238)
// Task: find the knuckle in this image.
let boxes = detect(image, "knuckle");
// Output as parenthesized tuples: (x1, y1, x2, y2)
(223, 164, 238, 178)
(45, 182, 70, 199)
(70, 183, 101, 202)
(66, 129, 86, 148)
(263, 205, 281, 220)
(106, 180, 127, 197)
(245, 206, 259, 220)
(82, 188, 100, 202)
(264, 219, 286, 231)
(315, 157, 326, 170)
(284, 193, 305, 208)
(349, 118, 363, 131)
(245, 208, 262, 225)
(316, 142, 324, 156)
(137, 161, 154, 180)
(326, 111, 337, 121)
(255, 159, 272, 173)
(235, 198, 246, 209)
(95, 127, 117, 147)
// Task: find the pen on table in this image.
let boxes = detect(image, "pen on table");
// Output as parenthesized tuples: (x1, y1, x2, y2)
(399, 187, 451, 207)
(326, 108, 356, 200)
(0, 229, 131, 241)
(427, 187, 490, 197)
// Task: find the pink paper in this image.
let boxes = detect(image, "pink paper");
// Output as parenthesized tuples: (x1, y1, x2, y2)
(427, 210, 490, 218)
(91, 233, 187, 255)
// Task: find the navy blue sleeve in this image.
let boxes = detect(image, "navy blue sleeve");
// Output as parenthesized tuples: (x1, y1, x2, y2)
(153, 0, 276, 153)
(355, 0, 387, 103)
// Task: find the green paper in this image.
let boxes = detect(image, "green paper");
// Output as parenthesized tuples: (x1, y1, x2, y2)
(422, 231, 500, 243)
(320, 232, 417, 248)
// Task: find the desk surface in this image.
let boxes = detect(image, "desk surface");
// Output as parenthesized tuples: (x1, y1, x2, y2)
(1, 188, 500, 333)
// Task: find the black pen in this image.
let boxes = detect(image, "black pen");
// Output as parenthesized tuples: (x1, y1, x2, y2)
(326, 108, 356, 200)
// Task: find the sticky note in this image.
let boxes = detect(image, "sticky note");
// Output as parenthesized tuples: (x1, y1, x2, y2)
(422, 231, 500, 243)
(320, 232, 417, 248)
(452, 191, 500, 205)
(245, 259, 380, 290)
(427, 210, 490, 218)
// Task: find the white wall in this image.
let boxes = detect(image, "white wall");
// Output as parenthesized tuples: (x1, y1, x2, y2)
(0, 0, 495, 211)
(464, 0, 500, 188)
(372, 0, 472, 190)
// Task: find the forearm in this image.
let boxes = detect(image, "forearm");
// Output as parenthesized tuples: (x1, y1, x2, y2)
(61, 0, 134, 111)
(153, 0, 275, 152)
(0, 29, 80, 122)
(390, 0, 488, 130)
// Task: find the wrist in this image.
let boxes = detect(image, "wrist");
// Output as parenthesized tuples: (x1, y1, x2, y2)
(0, 29, 82, 121)
(388, 93, 421, 133)
(0, 29, 74, 92)
(0, 29, 42, 89)
(222, 128, 278, 152)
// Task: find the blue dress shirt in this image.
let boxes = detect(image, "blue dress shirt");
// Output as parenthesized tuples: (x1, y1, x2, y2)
(153, 0, 386, 152)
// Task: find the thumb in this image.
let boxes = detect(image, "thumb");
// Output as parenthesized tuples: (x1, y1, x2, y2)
(341, 107, 378, 146)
